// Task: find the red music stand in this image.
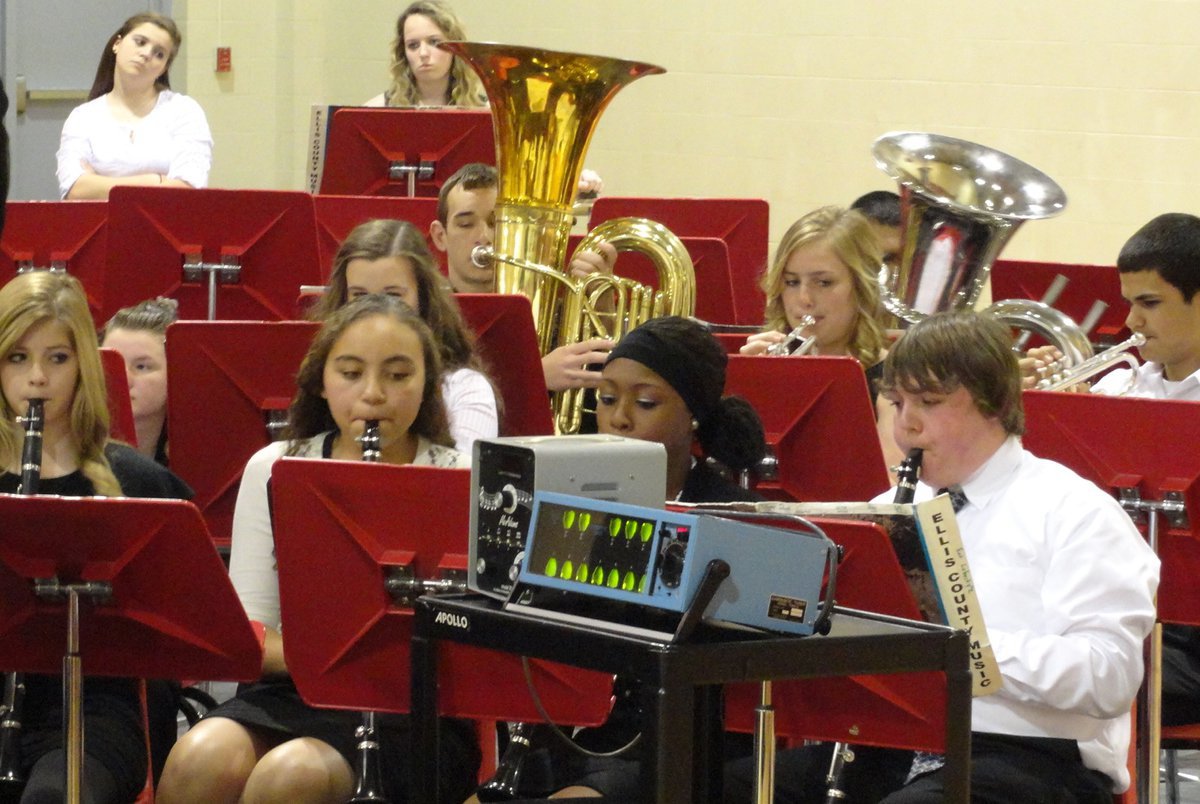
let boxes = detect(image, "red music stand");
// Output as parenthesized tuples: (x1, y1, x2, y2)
(316, 108, 495, 197)
(0, 201, 108, 319)
(166, 321, 318, 548)
(1022, 390, 1200, 799)
(312, 195, 441, 282)
(720, 516, 947, 751)
(0, 495, 261, 800)
(271, 459, 612, 724)
(105, 187, 322, 322)
(454, 294, 553, 437)
(724, 355, 889, 502)
(991, 259, 1128, 345)
(99, 347, 137, 448)
(589, 197, 769, 325)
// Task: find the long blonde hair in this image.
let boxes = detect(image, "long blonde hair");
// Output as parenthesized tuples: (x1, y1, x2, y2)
(382, 1, 485, 108)
(0, 273, 121, 495)
(761, 206, 886, 368)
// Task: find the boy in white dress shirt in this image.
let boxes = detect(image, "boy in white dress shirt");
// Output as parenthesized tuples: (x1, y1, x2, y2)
(876, 310, 1159, 802)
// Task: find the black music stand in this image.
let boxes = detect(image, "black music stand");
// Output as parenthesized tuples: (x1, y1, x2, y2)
(105, 187, 322, 322)
(724, 355, 890, 502)
(1022, 390, 1200, 799)
(316, 108, 495, 197)
(0, 201, 108, 319)
(0, 495, 262, 800)
(166, 320, 318, 548)
(270, 459, 612, 723)
(589, 197, 769, 325)
(454, 294, 554, 437)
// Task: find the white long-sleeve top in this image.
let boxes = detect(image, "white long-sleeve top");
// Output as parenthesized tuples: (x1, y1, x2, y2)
(875, 436, 1159, 791)
(228, 432, 468, 630)
(442, 367, 498, 453)
(55, 90, 213, 198)
(1092, 361, 1200, 401)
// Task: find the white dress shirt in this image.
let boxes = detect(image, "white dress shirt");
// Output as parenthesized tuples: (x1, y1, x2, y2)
(442, 367, 499, 453)
(1092, 361, 1200, 401)
(228, 432, 467, 629)
(56, 90, 213, 198)
(875, 436, 1159, 791)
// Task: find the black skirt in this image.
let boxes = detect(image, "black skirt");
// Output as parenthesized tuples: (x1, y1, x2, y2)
(208, 678, 480, 804)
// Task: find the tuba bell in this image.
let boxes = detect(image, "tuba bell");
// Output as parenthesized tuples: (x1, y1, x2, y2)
(441, 41, 696, 434)
(871, 132, 1099, 369)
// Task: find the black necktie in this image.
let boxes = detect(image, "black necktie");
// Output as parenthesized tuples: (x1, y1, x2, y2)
(937, 486, 969, 513)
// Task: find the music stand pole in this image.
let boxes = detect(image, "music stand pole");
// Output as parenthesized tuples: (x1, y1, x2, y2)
(1126, 492, 1186, 804)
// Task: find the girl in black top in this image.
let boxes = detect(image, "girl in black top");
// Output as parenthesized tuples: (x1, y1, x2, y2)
(0, 271, 189, 804)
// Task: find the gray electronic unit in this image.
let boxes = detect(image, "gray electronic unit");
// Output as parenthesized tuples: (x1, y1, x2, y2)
(469, 435, 667, 600)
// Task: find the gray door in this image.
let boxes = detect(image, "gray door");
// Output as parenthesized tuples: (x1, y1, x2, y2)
(2, 0, 171, 201)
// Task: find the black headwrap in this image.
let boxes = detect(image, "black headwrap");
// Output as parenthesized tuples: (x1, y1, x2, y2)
(605, 322, 723, 426)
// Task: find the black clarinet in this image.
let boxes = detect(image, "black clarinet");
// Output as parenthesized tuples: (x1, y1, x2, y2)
(823, 448, 923, 803)
(0, 399, 44, 794)
(476, 722, 534, 801)
(349, 421, 389, 803)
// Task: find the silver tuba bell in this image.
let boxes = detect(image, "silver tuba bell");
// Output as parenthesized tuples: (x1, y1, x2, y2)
(871, 132, 1099, 368)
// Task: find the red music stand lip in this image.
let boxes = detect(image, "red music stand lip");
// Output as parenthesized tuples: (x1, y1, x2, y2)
(317, 108, 495, 197)
(725, 355, 890, 503)
(0, 495, 261, 681)
(271, 459, 611, 724)
(452, 293, 553, 437)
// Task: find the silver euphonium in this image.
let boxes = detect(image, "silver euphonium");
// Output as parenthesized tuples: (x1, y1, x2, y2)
(349, 420, 389, 804)
(766, 315, 817, 356)
(871, 133, 1098, 370)
(1, 399, 43, 794)
(822, 448, 923, 804)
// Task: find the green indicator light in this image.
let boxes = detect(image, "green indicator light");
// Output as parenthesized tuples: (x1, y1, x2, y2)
(591, 566, 605, 585)
(606, 568, 620, 588)
(579, 512, 592, 531)
(544, 557, 558, 577)
(637, 574, 647, 593)
(560, 560, 574, 580)
(625, 520, 637, 540)
(576, 563, 589, 583)
(562, 510, 575, 529)
(609, 517, 622, 538)
(640, 522, 654, 542)
(621, 571, 636, 591)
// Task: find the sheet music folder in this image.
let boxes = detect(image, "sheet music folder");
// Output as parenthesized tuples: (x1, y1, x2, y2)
(271, 458, 612, 725)
(0, 494, 261, 680)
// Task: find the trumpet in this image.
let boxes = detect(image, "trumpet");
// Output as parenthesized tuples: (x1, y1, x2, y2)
(1, 399, 43, 795)
(1036, 332, 1145, 392)
(349, 420, 389, 804)
(766, 316, 817, 356)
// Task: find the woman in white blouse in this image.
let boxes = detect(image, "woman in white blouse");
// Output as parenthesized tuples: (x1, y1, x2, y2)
(56, 12, 212, 200)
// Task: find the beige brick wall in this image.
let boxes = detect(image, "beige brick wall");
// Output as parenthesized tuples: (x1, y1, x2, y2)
(181, 0, 1200, 266)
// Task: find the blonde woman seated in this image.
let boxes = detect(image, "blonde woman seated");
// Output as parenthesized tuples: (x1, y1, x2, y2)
(740, 205, 903, 473)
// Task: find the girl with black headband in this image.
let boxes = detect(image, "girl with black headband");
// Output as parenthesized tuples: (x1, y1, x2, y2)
(596, 315, 766, 503)
(519, 317, 766, 802)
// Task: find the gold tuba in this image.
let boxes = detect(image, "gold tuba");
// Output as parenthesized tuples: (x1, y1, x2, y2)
(441, 42, 696, 434)
(871, 132, 1099, 369)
